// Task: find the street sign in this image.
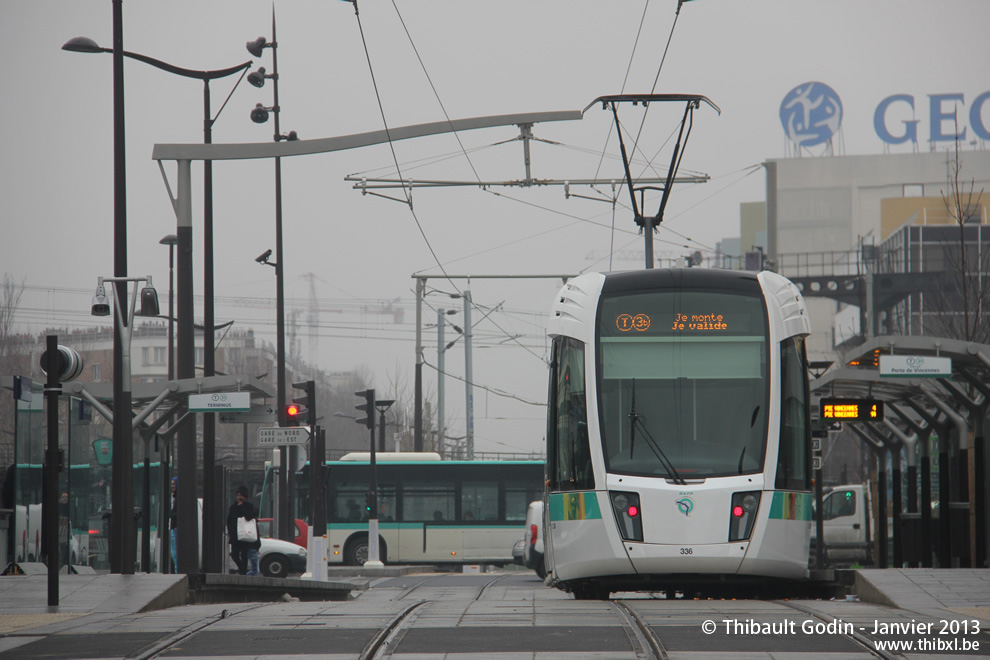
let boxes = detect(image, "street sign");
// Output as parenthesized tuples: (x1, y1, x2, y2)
(812, 456, 822, 471)
(218, 406, 276, 425)
(188, 392, 251, 412)
(879, 355, 951, 378)
(258, 426, 311, 446)
(811, 437, 821, 452)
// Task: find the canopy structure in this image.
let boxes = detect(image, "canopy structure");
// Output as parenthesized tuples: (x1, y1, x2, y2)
(810, 334, 989, 570)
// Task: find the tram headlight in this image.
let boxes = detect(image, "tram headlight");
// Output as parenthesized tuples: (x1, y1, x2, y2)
(729, 491, 761, 542)
(609, 491, 643, 542)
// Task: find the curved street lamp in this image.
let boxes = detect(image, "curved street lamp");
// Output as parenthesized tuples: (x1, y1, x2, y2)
(63, 35, 250, 576)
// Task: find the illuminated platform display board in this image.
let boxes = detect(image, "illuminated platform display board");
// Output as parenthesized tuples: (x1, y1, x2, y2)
(820, 398, 884, 421)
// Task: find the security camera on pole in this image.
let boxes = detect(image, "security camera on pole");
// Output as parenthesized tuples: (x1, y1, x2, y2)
(247, 9, 300, 543)
(90, 276, 160, 574)
(354, 389, 382, 567)
(40, 339, 84, 604)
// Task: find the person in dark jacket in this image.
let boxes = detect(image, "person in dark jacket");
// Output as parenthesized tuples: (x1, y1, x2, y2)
(226, 486, 261, 575)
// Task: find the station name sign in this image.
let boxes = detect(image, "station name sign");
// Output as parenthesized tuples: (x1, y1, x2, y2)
(188, 392, 251, 412)
(820, 397, 884, 422)
(879, 355, 952, 378)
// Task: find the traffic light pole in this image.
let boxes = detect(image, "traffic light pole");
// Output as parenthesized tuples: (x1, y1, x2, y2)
(291, 379, 327, 579)
(309, 425, 327, 580)
(355, 389, 382, 567)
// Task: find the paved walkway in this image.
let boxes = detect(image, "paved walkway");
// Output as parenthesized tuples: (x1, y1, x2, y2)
(0, 574, 187, 637)
(855, 568, 990, 624)
(1, 568, 989, 656)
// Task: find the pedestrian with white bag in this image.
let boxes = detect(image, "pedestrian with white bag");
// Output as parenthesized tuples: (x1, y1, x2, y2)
(226, 486, 261, 575)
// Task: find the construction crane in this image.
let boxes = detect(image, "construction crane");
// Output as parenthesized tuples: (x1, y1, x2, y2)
(300, 273, 406, 365)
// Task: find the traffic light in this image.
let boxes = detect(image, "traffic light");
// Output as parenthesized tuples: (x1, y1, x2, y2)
(365, 490, 376, 518)
(354, 388, 375, 430)
(292, 379, 316, 427)
(285, 403, 305, 427)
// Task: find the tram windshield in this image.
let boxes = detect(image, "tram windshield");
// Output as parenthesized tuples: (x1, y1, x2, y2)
(597, 288, 769, 478)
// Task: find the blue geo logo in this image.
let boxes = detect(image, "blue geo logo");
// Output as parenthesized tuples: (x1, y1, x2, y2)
(780, 82, 843, 147)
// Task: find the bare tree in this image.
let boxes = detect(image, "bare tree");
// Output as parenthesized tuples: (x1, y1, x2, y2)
(0, 274, 27, 469)
(924, 139, 989, 342)
(384, 362, 436, 452)
(0, 274, 25, 366)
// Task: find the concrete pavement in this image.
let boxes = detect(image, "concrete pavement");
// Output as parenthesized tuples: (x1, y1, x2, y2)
(854, 568, 990, 624)
(1, 568, 989, 658)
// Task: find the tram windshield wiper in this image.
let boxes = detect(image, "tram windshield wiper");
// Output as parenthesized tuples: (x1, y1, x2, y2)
(628, 379, 687, 485)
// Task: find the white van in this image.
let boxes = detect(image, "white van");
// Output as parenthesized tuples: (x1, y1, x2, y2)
(521, 501, 545, 578)
(811, 484, 873, 566)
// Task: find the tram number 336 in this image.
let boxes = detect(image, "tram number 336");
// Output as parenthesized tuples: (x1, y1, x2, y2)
(680, 547, 693, 555)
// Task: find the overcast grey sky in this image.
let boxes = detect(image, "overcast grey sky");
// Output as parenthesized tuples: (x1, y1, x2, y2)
(2, 0, 987, 454)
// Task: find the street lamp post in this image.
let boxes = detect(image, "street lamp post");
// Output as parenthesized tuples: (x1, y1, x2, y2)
(159, 235, 178, 381)
(63, 36, 250, 575)
(376, 400, 395, 454)
(247, 9, 299, 542)
(90, 276, 160, 574)
(254, 248, 289, 538)
(158, 234, 176, 573)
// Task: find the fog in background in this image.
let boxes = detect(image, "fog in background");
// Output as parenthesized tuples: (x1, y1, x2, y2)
(2, 0, 986, 454)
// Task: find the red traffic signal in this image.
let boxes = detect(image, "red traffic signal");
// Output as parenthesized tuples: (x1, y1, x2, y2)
(285, 403, 306, 426)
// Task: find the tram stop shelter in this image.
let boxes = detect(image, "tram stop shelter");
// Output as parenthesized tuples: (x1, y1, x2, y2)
(1, 373, 275, 573)
(810, 334, 990, 571)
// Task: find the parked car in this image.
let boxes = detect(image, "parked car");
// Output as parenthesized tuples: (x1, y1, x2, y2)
(180, 500, 307, 577)
(255, 537, 308, 578)
(257, 518, 309, 549)
(512, 538, 525, 566)
(522, 501, 545, 578)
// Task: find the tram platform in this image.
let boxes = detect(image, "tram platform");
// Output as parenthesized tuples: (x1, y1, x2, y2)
(854, 568, 990, 625)
(1, 567, 988, 623)
(0, 571, 369, 627)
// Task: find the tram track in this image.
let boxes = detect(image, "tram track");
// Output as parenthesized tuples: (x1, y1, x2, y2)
(395, 574, 444, 600)
(134, 602, 270, 660)
(358, 600, 428, 660)
(776, 600, 897, 660)
(474, 574, 509, 600)
(611, 600, 669, 660)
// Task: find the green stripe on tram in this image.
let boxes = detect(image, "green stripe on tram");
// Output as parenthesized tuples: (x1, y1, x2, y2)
(768, 491, 813, 521)
(548, 492, 603, 521)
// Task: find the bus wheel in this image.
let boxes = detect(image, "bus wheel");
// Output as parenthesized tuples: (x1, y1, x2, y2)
(345, 536, 385, 566)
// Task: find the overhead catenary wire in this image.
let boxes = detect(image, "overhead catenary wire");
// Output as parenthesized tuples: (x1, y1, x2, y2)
(423, 359, 544, 407)
(349, 0, 553, 358)
(347, 0, 458, 295)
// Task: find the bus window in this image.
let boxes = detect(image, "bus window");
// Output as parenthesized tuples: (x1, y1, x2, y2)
(461, 482, 497, 521)
(401, 482, 455, 522)
(330, 480, 396, 522)
(505, 480, 540, 521)
(332, 479, 369, 522)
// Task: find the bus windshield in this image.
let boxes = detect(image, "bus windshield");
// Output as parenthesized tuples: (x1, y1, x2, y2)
(597, 288, 769, 478)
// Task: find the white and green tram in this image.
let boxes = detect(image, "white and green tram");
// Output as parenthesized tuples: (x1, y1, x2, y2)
(544, 268, 813, 599)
